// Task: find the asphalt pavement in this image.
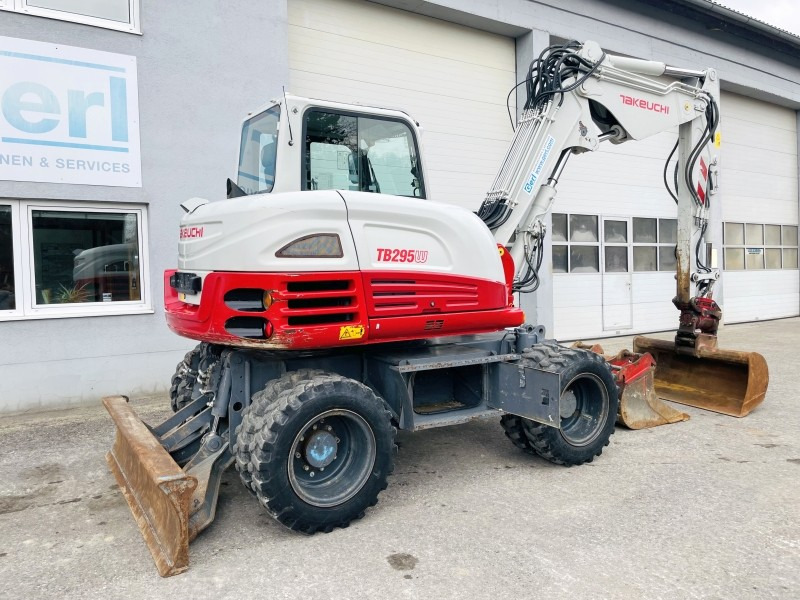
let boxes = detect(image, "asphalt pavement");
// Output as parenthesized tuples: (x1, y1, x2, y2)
(0, 318, 798, 599)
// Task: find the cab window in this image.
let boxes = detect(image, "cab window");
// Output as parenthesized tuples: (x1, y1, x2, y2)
(304, 110, 424, 198)
(237, 105, 280, 195)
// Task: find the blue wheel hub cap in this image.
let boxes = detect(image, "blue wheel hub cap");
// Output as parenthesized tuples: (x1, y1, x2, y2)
(305, 430, 338, 468)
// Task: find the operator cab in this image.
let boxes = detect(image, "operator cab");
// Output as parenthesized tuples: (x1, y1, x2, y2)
(228, 95, 427, 200)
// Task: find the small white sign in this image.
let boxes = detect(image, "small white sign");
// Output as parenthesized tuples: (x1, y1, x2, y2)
(0, 36, 141, 187)
(102, 292, 113, 302)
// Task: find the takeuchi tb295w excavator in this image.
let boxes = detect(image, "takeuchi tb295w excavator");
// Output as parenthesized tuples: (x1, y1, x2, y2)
(103, 40, 769, 575)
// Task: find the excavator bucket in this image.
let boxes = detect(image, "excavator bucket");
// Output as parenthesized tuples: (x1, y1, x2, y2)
(632, 337, 769, 417)
(609, 351, 689, 429)
(104, 396, 197, 577)
(571, 343, 689, 429)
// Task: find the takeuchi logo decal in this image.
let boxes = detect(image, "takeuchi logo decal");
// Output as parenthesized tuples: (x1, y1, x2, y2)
(180, 226, 204, 239)
(620, 94, 670, 114)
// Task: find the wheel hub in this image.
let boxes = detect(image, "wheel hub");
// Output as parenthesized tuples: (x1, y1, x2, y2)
(304, 429, 338, 468)
(560, 389, 578, 418)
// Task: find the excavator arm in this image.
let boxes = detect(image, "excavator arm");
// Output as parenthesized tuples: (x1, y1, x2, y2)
(482, 40, 767, 419)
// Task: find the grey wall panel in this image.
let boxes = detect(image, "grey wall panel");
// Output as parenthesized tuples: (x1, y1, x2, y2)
(0, 1, 289, 411)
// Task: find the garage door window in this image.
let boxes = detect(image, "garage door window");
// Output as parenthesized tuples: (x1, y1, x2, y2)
(0, 200, 151, 320)
(632, 218, 677, 272)
(724, 222, 798, 270)
(303, 110, 425, 198)
(552, 213, 599, 273)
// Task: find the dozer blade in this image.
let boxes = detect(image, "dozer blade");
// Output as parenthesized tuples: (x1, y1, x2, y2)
(103, 396, 197, 577)
(632, 337, 769, 417)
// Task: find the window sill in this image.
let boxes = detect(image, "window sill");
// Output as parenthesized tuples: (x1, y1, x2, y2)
(0, 304, 154, 321)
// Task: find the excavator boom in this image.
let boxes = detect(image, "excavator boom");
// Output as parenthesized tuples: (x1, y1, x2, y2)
(480, 40, 768, 420)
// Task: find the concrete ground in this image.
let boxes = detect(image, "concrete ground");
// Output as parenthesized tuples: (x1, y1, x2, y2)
(0, 319, 798, 600)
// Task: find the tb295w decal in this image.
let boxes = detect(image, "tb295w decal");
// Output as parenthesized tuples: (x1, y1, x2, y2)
(376, 248, 429, 263)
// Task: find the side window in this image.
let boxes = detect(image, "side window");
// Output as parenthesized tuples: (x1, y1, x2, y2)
(304, 110, 424, 198)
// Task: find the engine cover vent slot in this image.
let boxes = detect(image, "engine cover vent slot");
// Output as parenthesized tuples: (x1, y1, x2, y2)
(224, 288, 266, 312)
(225, 316, 268, 339)
(287, 280, 350, 293)
(287, 313, 354, 326)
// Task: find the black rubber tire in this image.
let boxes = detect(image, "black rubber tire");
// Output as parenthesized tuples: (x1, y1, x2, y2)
(168, 345, 203, 412)
(233, 369, 327, 493)
(500, 342, 618, 466)
(235, 373, 395, 533)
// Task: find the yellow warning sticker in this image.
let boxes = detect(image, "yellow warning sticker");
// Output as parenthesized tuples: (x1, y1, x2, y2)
(714, 131, 721, 148)
(339, 325, 365, 340)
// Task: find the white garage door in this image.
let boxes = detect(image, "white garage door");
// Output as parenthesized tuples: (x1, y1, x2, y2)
(719, 92, 799, 323)
(551, 91, 799, 341)
(552, 126, 681, 341)
(288, 0, 516, 211)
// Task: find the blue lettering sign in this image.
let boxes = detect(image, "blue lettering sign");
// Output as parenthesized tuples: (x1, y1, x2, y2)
(2, 81, 60, 134)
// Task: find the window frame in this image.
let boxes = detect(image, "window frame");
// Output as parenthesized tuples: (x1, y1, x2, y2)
(0, 199, 152, 321)
(631, 217, 677, 273)
(551, 212, 601, 274)
(0, 201, 24, 318)
(723, 221, 799, 271)
(300, 106, 426, 199)
(1, 0, 141, 34)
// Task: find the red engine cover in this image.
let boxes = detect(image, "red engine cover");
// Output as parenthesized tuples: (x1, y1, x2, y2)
(165, 269, 523, 350)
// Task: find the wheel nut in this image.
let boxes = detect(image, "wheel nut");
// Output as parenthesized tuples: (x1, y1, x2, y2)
(312, 424, 318, 430)
(309, 471, 315, 478)
(299, 436, 304, 442)
(335, 437, 340, 443)
(320, 467, 325, 472)
(303, 464, 309, 471)
(295, 452, 301, 458)
(326, 425, 332, 432)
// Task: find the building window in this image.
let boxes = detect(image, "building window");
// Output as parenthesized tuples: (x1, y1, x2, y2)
(0, 200, 150, 320)
(723, 222, 798, 270)
(0, 205, 17, 311)
(1, 0, 140, 34)
(632, 217, 677, 272)
(552, 213, 599, 273)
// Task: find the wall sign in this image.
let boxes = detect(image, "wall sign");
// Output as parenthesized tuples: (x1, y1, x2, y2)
(0, 36, 141, 187)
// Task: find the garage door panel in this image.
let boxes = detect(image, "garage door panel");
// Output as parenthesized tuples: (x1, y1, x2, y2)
(722, 94, 797, 131)
(723, 121, 797, 154)
(289, 0, 515, 70)
(289, 31, 515, 106)
(631, 302, 675, 331)
(723, 170, 797, 202)
(630, 274, 674, 303)
(557, 182, 676, 218)
(289, 71, 513, 136)
(721, 145, 798, 179)
(723, 196, 798, 225)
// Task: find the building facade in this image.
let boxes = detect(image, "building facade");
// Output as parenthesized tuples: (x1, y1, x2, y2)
(1, 0, 798, 411)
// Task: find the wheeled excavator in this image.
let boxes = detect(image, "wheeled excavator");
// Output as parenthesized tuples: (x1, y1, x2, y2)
(103, 40, 769, 576)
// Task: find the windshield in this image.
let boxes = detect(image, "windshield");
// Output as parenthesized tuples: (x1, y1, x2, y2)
(237, 105, 280, 195)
